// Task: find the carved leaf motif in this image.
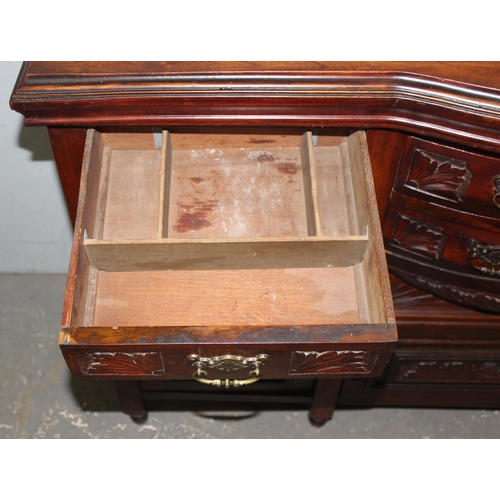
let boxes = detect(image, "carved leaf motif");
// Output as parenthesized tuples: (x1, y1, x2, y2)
(415, 276, 500, 312)
(395, 360, 500, 384)
(407, 149, 472, 201)
(289, 350, 379, 375)
(77, 352, 165, 376)
(390, 214, 447, 259)
(390, 276, 436, 305)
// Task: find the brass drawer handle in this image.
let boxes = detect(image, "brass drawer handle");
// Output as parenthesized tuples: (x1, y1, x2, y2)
(494, 175, 500, 209)
(467, 239, 500, 278)
(187, 354, 269, 388)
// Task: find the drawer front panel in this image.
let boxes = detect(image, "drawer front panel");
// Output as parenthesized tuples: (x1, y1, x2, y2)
(385, 347, 500, 385)
(383, 203, 500, 311)
(394, 136, 500, 221)
(384, 204, 500, 272)
(65, 344, 393, 380)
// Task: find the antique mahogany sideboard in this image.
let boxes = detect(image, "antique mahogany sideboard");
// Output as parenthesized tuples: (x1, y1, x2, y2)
(10, 62, 500, 425)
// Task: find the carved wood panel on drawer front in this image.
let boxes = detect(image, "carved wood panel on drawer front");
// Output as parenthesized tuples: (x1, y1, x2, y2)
(288, 350, 380, 376)
(386, 347, 500, 384)
(76, 352, 165, 376)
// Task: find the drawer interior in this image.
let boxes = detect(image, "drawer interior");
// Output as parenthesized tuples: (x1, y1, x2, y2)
(67, 128, 391, 329)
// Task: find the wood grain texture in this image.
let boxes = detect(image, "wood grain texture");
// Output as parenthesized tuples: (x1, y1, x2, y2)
(367, 129, 407, 220)
(83, 236, 369, 271)
(48, 127, 87, 226)
(101, 149, 162, 239)
(343, 132, 395, 325)
(60, 129, 99, 329)
(91, 267, 360, 327)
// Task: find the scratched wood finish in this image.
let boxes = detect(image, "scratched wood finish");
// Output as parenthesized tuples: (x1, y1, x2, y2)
(167, 133, 308, 239)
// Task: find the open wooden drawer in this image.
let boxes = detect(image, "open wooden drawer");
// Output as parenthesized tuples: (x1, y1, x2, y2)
(60, 127, 397, 386)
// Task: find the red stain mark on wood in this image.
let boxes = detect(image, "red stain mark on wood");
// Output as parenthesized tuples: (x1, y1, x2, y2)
(174, 200, 218, 233)
(277, 162, 300, 175)
(247, 139, 276, 144)
(189, 177, 204, 184)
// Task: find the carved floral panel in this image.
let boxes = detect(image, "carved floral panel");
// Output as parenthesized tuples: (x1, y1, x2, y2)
(415, 276, 500, 312)
(77, 352, 165, 376)
(390, 213, 447, 260)
(394, 359, 500, 384)
(289, 350, 379, 376)
(405, 148, 472, 202)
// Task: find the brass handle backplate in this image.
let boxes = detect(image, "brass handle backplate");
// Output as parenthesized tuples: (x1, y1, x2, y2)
(187, 354, 269, 388)
(467, 238, 500, 278)
(493, 175, 500, 209)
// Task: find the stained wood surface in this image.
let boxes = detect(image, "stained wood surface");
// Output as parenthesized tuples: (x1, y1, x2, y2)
(91, 267, 360, 327)
(167, 142, 307, 239)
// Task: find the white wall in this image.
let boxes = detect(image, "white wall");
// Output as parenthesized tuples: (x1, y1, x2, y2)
(0, 61, 73, 273)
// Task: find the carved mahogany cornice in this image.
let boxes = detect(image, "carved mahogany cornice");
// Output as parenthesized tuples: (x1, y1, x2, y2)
(10, 62, 500, 152)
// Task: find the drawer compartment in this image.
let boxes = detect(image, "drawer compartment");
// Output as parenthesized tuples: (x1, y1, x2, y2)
(60, 128, 396, 381)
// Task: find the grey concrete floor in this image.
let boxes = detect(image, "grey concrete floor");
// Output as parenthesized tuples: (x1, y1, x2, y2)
(1, 272, 500, 439)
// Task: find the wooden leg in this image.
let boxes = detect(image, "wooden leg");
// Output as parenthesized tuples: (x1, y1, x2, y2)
(308, 378, 343, 427)
(114, 381, 148, 424)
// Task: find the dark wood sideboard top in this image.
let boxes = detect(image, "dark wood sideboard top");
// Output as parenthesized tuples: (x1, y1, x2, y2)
(10, 61, 500, 154)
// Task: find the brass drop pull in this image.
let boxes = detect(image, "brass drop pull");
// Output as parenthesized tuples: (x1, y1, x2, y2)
(493, 175, 500, 209)
(187, 354, 269, 388)
(467, 239, 500, 278)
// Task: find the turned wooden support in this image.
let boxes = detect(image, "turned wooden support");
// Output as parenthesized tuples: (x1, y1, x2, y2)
(308, 378, 343, 427)
(114, 381, 148, 424)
